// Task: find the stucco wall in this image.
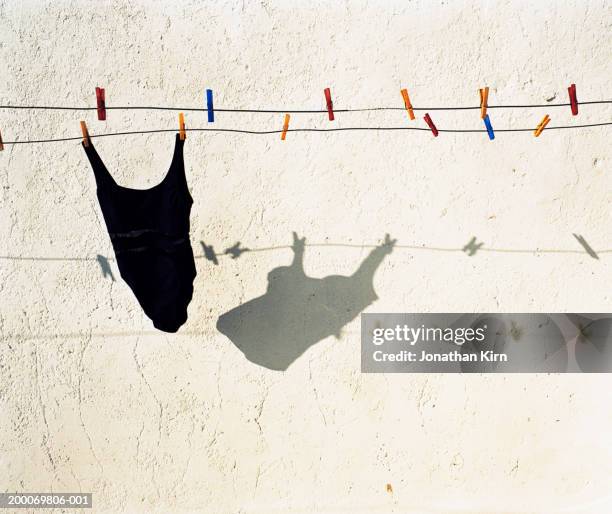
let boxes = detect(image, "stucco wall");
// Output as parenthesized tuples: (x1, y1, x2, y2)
(1, 0, 611, 512)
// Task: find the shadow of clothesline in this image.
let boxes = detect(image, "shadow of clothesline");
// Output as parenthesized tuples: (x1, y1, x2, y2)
(0, 330, 220, 342)
(0, 327, 364, 342)
(0, 240, 610, 262)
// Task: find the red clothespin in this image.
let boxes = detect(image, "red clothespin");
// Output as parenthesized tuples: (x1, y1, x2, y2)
(423, 113, 438, 137)
(400, 89, 415, 120)
(479, 86, 489, 119)
(95, 87, 106, 121)
(179, 112, 186, 140)
(568, 84, 578, 116)
(281, 114, 290, 140)
(80, 121, 90, 147)
(324, 88, 334, 121)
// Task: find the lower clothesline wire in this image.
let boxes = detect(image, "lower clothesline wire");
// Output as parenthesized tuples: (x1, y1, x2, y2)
(2, 122, 612, 145)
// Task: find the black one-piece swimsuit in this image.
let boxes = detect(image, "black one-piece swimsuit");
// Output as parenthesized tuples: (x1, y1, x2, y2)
(83, 134, 197, 332)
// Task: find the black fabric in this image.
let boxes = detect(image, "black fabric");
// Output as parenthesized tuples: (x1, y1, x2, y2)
(83, 134, 196, 332)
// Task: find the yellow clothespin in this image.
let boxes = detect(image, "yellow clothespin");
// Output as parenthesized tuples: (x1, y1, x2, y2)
(534, 115, 550, 137)
(80, 121, 90, 147)
(400, 89, 415, 120)
(479, 86, 489, 119)
(179, 112, 186, 140)
(281, 114, 290, 140)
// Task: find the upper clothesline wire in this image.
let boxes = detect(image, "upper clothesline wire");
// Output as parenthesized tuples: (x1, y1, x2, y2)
(1, 99, 611, 112)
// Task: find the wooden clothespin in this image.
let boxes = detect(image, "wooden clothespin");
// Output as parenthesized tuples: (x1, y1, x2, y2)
(0, 127, 3, 151)
(568, 84, 578, 116)
(400, 89, 415, 120)
(206, 89, 214, 122)
(281, 114, 290, 140)
(80, 121, 90, 147)
(95, 87, 106, 120)
(483, 114, 495, 140)
(479, 86, 489, 119)
(324, 88, 334, 121)
(179, 112, 186, 140)
(423, 113, 438, 137)
(534, 115, 550, 137)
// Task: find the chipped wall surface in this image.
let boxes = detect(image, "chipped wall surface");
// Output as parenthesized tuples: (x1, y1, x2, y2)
(1, 1, 611, 513)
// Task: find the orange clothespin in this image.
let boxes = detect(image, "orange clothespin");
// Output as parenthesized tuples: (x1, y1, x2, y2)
(281, 114, 290, 140)
(534, 115, 550, 137)
(400, 89, 415, 120)
(80, 121, 90, 147)
(479, 86, 489, 119)
(179, 112, 186, 140)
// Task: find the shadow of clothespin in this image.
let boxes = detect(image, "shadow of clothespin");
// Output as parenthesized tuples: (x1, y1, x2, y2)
(200, 241, 219, 265)
(463, 237, 484, 256)
(573, 234, 599, 259)
(224, 242, 250, 259)
(96, 254, 115, 281)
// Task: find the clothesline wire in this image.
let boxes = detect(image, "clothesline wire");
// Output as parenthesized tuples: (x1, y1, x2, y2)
(0, 100, 611, 113)
(2, 122, 611, 145)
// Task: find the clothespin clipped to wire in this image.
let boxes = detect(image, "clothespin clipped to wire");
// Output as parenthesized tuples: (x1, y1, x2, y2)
(80, 121, 90, 147)
(568, 84, 578, 116)
(423, 113, 438, 137)
(483, 114, 495, 140)
(179, 112, 186, 140)
(206, 89, 214, 122)
(400, 89, 415, 120)
(0, 126, 3, 151)
(324, 88, 334, 121)
(534, 115, 550, 137)
(281, 114, 290, 140)
(95, 87, 106, 120)
(479, 86, 489, 119)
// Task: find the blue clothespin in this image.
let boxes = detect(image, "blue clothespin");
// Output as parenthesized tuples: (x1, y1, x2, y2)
(483, 114, 494, 140)
(206, 89, 214, 122)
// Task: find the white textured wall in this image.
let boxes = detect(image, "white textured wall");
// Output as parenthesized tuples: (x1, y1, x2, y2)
(1, 0, 611, 512)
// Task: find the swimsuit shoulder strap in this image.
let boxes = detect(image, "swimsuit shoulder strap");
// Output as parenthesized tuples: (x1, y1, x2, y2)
(166, 134, 191, 194)
(82, 140, 117, 189)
